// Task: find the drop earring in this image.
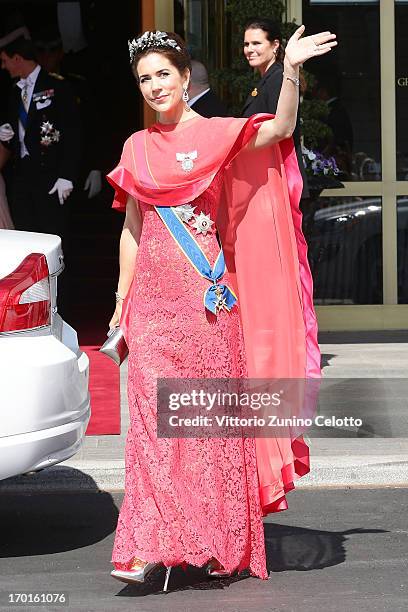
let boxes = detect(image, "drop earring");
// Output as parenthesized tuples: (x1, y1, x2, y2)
(183, 85, 191, 111)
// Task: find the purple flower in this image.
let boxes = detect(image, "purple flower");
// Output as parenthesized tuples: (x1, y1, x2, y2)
(302, 147, 339, 177)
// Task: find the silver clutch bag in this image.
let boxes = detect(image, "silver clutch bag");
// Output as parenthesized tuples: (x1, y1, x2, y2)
(99, 326, 129, 365)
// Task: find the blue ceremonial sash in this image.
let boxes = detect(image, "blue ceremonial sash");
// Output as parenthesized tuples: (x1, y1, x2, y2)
(155, 205, 237, 315)
(19, 100, 28, 130)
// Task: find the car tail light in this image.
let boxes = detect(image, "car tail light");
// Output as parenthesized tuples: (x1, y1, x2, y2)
(0, 253, 51, 332)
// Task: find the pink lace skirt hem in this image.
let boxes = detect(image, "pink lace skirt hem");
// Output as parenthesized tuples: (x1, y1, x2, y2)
(112, 551, 268, 580)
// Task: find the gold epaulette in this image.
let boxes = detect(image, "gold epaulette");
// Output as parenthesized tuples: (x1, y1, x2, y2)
(49, 72, 64, 80)
(67, 72, 86, 81)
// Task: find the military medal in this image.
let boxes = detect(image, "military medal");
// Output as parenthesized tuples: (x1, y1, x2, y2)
(176, 150, 198, 172)
(33, 89, 55, 103)
(21, 86, 28, 106)
(251, 87, 258, 97)
(214, 285, 228, 312)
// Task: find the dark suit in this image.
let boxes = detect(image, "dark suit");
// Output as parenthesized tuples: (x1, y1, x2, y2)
(6, 67, 80, 234)
(242, 63, 309, 198)
(190, 89, 229, 118)
(62, 70, 105, 179)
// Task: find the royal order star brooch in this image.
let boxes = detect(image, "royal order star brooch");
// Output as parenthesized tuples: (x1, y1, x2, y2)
(40, 121, 60, 147)
(174, 204, 196, 223)
(173, 205, 214, 236)
(192, 211, 214, 235)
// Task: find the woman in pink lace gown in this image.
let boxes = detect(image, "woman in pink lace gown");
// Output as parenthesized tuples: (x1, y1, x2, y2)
(113, 169, 267, 577)
(107, 28, 335, 589)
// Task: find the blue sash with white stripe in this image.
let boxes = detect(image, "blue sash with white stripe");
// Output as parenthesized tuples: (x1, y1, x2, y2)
(155, 205, 237, 315)
(19, 100, 28, 130)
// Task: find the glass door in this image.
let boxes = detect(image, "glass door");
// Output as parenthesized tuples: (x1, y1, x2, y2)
(297, 0, 408, 330)
(395, 1, 408, 304)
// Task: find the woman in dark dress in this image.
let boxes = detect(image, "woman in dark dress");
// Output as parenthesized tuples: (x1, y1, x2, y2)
(242, 18, 309, 197)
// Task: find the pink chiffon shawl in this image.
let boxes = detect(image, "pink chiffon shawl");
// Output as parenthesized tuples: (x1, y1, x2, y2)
(107, 114, 321, 515)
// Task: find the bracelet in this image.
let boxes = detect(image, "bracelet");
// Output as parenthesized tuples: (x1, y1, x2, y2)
(115, 291, 124, 303)
(284, 74, 300, 87)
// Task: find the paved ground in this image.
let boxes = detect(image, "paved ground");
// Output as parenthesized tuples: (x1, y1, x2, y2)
(1, 330, 407, 493)
(1, 332, 408, 611)
(0, 488, 407, 612)
(62, 330, 408, 488)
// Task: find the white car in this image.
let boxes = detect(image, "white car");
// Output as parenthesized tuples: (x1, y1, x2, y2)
(0, 230, 90, 481)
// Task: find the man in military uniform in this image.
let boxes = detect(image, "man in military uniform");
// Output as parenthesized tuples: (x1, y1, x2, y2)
(34, 30, 102, 200)
(0, 29, 80, 236)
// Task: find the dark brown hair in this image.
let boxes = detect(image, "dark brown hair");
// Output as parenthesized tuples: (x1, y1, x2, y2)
(244, 18, 285, 64)
(131, 31, 191, 80)
(0, 36, 37, 61)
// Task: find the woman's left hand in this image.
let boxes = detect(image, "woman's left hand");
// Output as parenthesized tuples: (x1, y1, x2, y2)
(284, 25, 337, 69)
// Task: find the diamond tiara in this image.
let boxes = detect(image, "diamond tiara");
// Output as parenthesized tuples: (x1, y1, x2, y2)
(128, 31, 182, 63)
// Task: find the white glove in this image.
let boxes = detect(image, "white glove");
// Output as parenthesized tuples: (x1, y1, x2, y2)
(84, 169, 102, 199)
(48, 178, 74, 205)
(0, 123, 14, 142)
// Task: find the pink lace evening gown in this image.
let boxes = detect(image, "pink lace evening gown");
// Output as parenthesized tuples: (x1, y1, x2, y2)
(112, 171, 268, 579)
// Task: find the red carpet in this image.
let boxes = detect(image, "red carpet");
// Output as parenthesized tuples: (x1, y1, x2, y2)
(82, 345, 121, 435)
(63, 295, 121, 435)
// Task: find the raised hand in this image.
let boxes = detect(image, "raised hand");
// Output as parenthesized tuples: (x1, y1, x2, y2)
(284, 25, 337, 68)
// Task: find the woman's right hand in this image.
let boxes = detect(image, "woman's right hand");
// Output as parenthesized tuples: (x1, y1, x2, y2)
(109, 300, 123, 330)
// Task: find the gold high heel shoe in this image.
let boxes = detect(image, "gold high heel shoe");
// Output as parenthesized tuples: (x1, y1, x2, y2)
(111, 558, 172, 591)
